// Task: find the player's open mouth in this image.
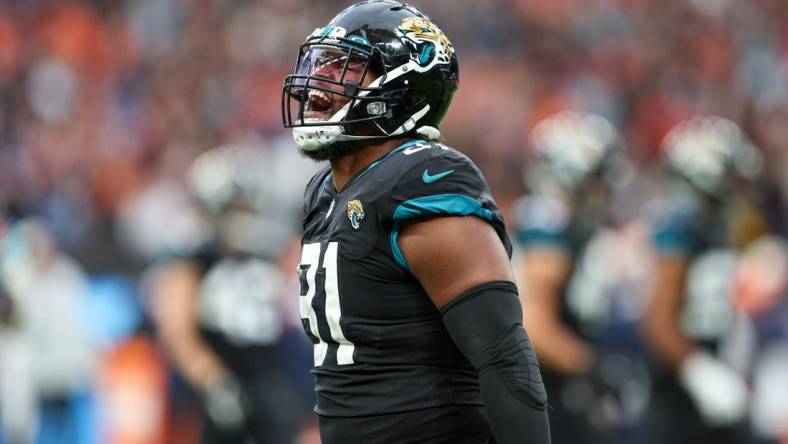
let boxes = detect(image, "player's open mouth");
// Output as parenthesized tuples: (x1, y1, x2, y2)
(305, 90, 334, 120)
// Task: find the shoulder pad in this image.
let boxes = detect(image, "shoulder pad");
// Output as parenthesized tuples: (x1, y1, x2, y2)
(383, 141, 490, 211)
(377, 140, 511, 269)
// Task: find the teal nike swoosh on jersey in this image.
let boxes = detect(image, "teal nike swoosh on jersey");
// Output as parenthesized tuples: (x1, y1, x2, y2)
(422, 169, 454, 183)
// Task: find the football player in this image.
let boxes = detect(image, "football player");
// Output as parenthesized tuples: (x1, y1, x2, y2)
(513, 111, 651, 444)
(281, 1, 550, 443)
(735, 236, 788, 444)
(149, 144, 308, 444)
(641, 115, 764, 443)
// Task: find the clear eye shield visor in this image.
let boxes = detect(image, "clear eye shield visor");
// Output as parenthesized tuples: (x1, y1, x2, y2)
(282, 39, 386, 129)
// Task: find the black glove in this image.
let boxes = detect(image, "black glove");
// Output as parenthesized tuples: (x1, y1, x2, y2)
(564, 351, 650, 430)
(204, 372, 249, 430)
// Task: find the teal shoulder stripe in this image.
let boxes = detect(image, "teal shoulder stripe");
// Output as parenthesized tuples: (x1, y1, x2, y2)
(393, 194, 493, 222)
(518, 229, 566, 245)
(653, 230, 698, 257)
(390, 194, 494, 270)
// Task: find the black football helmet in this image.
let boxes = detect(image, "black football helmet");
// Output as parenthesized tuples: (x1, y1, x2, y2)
(282, 0, 459, 153)
(187, 144, 298, 259)
(525, 111, 627, 196)
(660, 116, 762, 198)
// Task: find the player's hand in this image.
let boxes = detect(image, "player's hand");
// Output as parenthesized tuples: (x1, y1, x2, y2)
(205, 372, 247, 430)
(679, 351, 749, 427)
(581, 351, 650, 430)
(581, 354, 624, 430)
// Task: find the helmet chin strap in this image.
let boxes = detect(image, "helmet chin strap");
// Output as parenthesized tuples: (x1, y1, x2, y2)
(293, 76, 440, 150)
(292, 102, 353, 151)
(389, 105, 431, 136)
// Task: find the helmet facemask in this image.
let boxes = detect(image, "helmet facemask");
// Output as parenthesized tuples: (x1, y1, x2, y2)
(283, 34, 399, 156)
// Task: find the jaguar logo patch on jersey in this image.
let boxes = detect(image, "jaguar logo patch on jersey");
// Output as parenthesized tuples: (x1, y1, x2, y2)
(397, 17, 454, 65)
(347, 199, 365, 230)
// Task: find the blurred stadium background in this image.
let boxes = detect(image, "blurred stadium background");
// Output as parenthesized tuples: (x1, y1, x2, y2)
(0, 0, 787, 443)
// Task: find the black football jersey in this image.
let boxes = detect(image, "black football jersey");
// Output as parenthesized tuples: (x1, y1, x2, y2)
(187, 247, 286, 380)
(298, 139, 513, 417)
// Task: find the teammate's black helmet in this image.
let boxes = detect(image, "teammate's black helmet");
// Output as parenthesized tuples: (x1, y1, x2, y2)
(525, 111, 626, 196)
(187, 144, 297, 258)
(282, 0, 459, 152)
(660, 116, 762, 198)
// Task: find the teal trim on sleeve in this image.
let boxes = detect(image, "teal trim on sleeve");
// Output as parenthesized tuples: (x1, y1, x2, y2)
(393, 194, 493, 222)
(390, 194, 494, 270)
(653, 229, 698, 257)
(517, 229, 568, 249)
(390, 231, 409, 270)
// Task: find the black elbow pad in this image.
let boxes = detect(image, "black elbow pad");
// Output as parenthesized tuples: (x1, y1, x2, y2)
(441, 281, 547, 410)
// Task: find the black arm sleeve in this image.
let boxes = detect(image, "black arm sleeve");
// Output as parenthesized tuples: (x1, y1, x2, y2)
(441, 281, 551, 444)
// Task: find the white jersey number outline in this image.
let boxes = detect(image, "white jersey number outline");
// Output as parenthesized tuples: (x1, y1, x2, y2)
(299, 242, 355, 366)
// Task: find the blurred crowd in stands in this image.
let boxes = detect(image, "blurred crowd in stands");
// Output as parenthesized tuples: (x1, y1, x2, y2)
(0, 0, 787, 443)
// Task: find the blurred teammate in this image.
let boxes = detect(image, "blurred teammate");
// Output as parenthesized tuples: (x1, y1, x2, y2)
(641, 116, 765, 443)
(0, 219, 97, 444)
(281, 1, 550, 443)
(735, 237, 788, 444)
(148, 144, 307, 444)
(513, 111, 651, 444)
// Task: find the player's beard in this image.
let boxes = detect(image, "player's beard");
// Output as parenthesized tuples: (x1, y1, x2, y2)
(299, 140, 368, 163)
(298, 117, 383, 163)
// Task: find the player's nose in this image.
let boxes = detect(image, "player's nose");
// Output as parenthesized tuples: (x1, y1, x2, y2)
(310, 65, 345, 93)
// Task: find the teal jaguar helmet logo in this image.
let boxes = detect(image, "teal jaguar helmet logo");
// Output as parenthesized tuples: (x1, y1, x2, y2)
(397, 17, 454, 66)
(347, 199, 365, 230)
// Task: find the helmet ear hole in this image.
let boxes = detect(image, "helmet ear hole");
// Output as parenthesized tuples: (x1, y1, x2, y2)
(402, 92, 426, 116)
(366, 51, 386, 78)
